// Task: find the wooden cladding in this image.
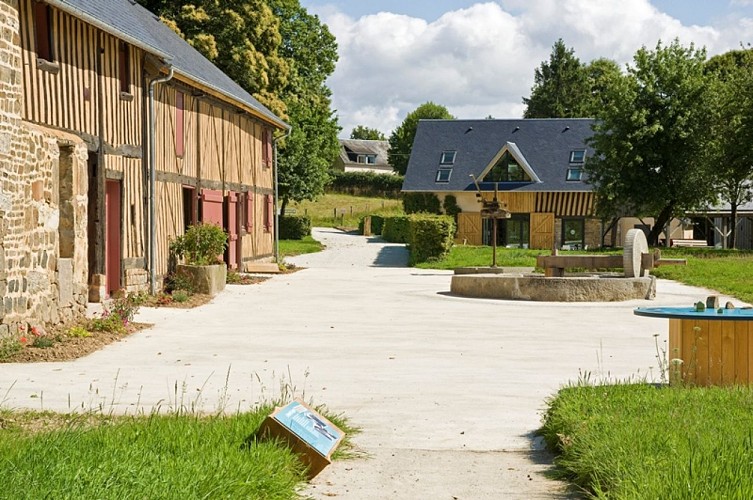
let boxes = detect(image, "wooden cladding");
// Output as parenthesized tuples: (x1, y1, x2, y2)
(20, 0, 143, 148)
(480, 192, 535, 213)
(535, 192, 594, 217)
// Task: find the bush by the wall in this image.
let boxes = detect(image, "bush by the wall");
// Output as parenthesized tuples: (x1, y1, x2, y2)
(279, 215, 312, 240)
(407, 214, 455, 265)
(403, 192, 441, 214)
(359, 214, 385, 235)
(442, 194, 462, 219)
(328, 171, 404, 198)
(381, 215, 411, 243)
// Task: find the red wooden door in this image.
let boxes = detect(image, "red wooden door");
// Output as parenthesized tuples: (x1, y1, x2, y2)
(105, 180, 122, 296)
(225, 192, 239, 269)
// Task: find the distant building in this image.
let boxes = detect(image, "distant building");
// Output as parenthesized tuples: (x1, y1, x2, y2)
(334, 139, 393, 175)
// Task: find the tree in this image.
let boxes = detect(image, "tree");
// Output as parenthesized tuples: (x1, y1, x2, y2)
(706, 49, 753, 248)
(388, 102, 454, 175)
(350, 126, 386, 140)
(523, 39, 590, 118)
(582, 58, 623, 117)
(585, 40, 716, 245)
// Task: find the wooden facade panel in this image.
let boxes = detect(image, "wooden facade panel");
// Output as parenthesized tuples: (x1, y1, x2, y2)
(535, 192, 594, 217)
(104, 155, 144, 260)
(20, 1, 141, 147)
(530, 213, 555, 250)
(154, 181, 183, 276)
(456, 213, 482, 245)
(480, 192, 535, 214)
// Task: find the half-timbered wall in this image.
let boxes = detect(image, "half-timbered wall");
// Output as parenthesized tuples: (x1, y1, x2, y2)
(152, 83, 275, 278)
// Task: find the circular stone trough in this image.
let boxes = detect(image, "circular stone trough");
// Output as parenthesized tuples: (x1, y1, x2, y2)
(450, 272, 657, 302)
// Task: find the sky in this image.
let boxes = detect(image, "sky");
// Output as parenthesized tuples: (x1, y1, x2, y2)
(297, 0, 753, 138)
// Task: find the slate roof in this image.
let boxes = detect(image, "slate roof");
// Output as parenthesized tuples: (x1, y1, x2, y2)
(402, 118, 595, 192)
(48, 0, 288, 129)
(338, 139, 390, 166)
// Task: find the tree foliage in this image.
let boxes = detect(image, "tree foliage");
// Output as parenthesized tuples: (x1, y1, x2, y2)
(705, 49, 753, 248)
(388, 102, 454, 175)
(585, 40, 716, 245)
(350, 126, 386, 140)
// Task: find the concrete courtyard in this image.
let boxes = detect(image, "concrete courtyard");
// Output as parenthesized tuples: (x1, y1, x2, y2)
(0, 228, 737, 498)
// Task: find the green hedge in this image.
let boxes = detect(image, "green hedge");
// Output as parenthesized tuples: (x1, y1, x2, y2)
(407, 214, 455, 265)
(328, 171, 403, 198)
(279, 215, 312, 240)
(403, 192, 441, 214)
(381, 215, 411, 243)
(358, 215, 385, 235)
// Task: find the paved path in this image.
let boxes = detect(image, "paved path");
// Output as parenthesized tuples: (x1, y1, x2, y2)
(1, 228, 741, 499)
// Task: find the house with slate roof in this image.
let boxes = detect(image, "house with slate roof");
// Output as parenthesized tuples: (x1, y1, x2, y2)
(0, 0, 286, 332)
(403, 118, 610, 249)
(334, 139, 393, 175)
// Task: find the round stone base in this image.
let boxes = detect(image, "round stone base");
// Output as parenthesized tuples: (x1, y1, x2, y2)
(450, 273, 656, 302)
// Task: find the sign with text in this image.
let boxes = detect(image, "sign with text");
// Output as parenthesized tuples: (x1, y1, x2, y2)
(272, 400, 344, 458)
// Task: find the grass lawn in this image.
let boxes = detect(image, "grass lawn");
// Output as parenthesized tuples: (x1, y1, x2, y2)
(289, 193, 402, 229)
(0, 406, 352, 499)
(279, 236, 324, 258)
(541, 383, 753, 499)
(414, 245, 621, 270)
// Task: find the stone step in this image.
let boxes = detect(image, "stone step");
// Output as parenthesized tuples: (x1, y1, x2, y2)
(244, 262, 282, 274)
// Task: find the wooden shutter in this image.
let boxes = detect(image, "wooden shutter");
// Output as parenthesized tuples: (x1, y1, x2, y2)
(530, 212, 555, 250)
(118, 42, 130, 93)
(176, 91, 185, 157)
(245, 193, 254, 231)
(264, 194, 274, 232)
(456, 213, 482, 246)
(262, 129, 273, 168)
(34, 2, 53, 61)
(200, 189, 224, 227)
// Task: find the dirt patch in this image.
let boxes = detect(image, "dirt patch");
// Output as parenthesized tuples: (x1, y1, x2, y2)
(3, 322, 152, 364)
(140, 293, 215, 309)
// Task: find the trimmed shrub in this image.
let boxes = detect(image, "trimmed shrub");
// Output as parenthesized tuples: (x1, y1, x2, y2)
(169, 223, 228, 266)
(442, 194, 462, 218)
(381, 215, 411, 243)
(403, 192, 441, 214)
(407, 214, 455, 265)
(358, 214, 385, 235)
(328, 171, 404, 198)
(280, 214, 312, 240)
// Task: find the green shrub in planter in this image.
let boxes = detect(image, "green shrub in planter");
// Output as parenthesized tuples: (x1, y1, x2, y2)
(280, 215, 312, 240)
(381, 215, 411, 243)
(359, 214, 385, 235)
(407, 214, 455, 265)
(170, 223, 228, 266)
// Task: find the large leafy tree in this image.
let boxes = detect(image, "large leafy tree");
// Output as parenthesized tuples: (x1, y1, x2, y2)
(523, 39, 590, 118)
(388, 102, 454, 175)
(350, 126, 386, 140)
(585, 40, 716, 245)
(705, 49, 753, 248)
(137, 0, 340, 209)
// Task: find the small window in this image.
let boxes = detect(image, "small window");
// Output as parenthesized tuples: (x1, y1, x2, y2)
(570, 150, 586, 163)
(440, 151, 456, 165)
(34, 2, 54, 62)
(436, 169, 452, 183)
(566, 167, 582, 181)
(357, 154, 376, 164)
(118, 42, 131, 94)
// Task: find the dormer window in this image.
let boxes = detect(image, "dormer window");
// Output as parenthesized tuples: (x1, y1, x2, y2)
(436, 168, 452, 183)
(440, 151, 456, 165)
(570, 150, 586, 164)
(357, 154, 377, 164)
(483, 152, 531, 182)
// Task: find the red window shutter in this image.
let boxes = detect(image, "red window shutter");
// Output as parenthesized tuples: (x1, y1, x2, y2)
(176, 91, 185, 157)
(265, 194, 274, 232)
(34, 3, 52, 61)
(245, 193, 254, 232)
(266, 131, 274, 168)
(118, 42, 130, 93)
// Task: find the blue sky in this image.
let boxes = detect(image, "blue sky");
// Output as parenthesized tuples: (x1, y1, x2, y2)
(298, 1, 753, 137)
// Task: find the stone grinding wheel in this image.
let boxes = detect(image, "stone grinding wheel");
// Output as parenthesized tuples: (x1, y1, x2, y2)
(623, 228, 648, 278)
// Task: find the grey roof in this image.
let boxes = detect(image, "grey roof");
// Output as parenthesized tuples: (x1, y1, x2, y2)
(48, 0, 288, 130)
(402, 118, 595, 192)
(338, 139, 390, 166)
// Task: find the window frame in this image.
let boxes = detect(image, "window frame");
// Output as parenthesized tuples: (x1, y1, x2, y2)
(34, 1, 54, 63)
(561, 217, 586, 250)
(569, 149, 586, 164)
(440, 150, 456, 165)
(357, 154, 377, 164)
(118, 41, 131, 95)
(175, 91, 185, 158)
(435, 168, 452, 183)
(566, 167, 583, 181)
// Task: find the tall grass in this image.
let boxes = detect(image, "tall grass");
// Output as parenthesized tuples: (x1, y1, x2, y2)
(541, 383, 753, 499)
(290, 193, 402, 228)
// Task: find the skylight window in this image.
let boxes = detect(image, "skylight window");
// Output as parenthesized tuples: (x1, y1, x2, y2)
(570, 150, 586, 164)
(566, 167, 583, 181)
(440, 151, 456, 165)
(436, 168, 452, 183)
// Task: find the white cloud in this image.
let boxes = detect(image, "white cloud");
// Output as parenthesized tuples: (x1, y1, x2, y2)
(320, 0, 753, 138)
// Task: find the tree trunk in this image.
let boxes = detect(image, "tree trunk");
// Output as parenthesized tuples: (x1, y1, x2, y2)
(648, 205, 674, 246)
(730, 203, 738, 249)
(280, 198, 288, 218)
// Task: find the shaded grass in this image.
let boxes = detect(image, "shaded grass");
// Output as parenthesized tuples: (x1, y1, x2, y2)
(279, 236, 324, 258)
(0, 404, 356, 499)
(414, 245, 621, 270)
(290, 193, 402, 229)
(541, 383, 753, 499)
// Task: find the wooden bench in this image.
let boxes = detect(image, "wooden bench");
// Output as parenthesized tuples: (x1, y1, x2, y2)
(671, 239, 709, 248)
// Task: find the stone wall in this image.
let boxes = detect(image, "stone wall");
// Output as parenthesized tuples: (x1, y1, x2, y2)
(0, 0, 88, 337)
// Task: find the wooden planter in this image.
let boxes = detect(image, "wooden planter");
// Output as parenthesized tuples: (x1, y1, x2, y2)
(176, 264, 227, 296)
